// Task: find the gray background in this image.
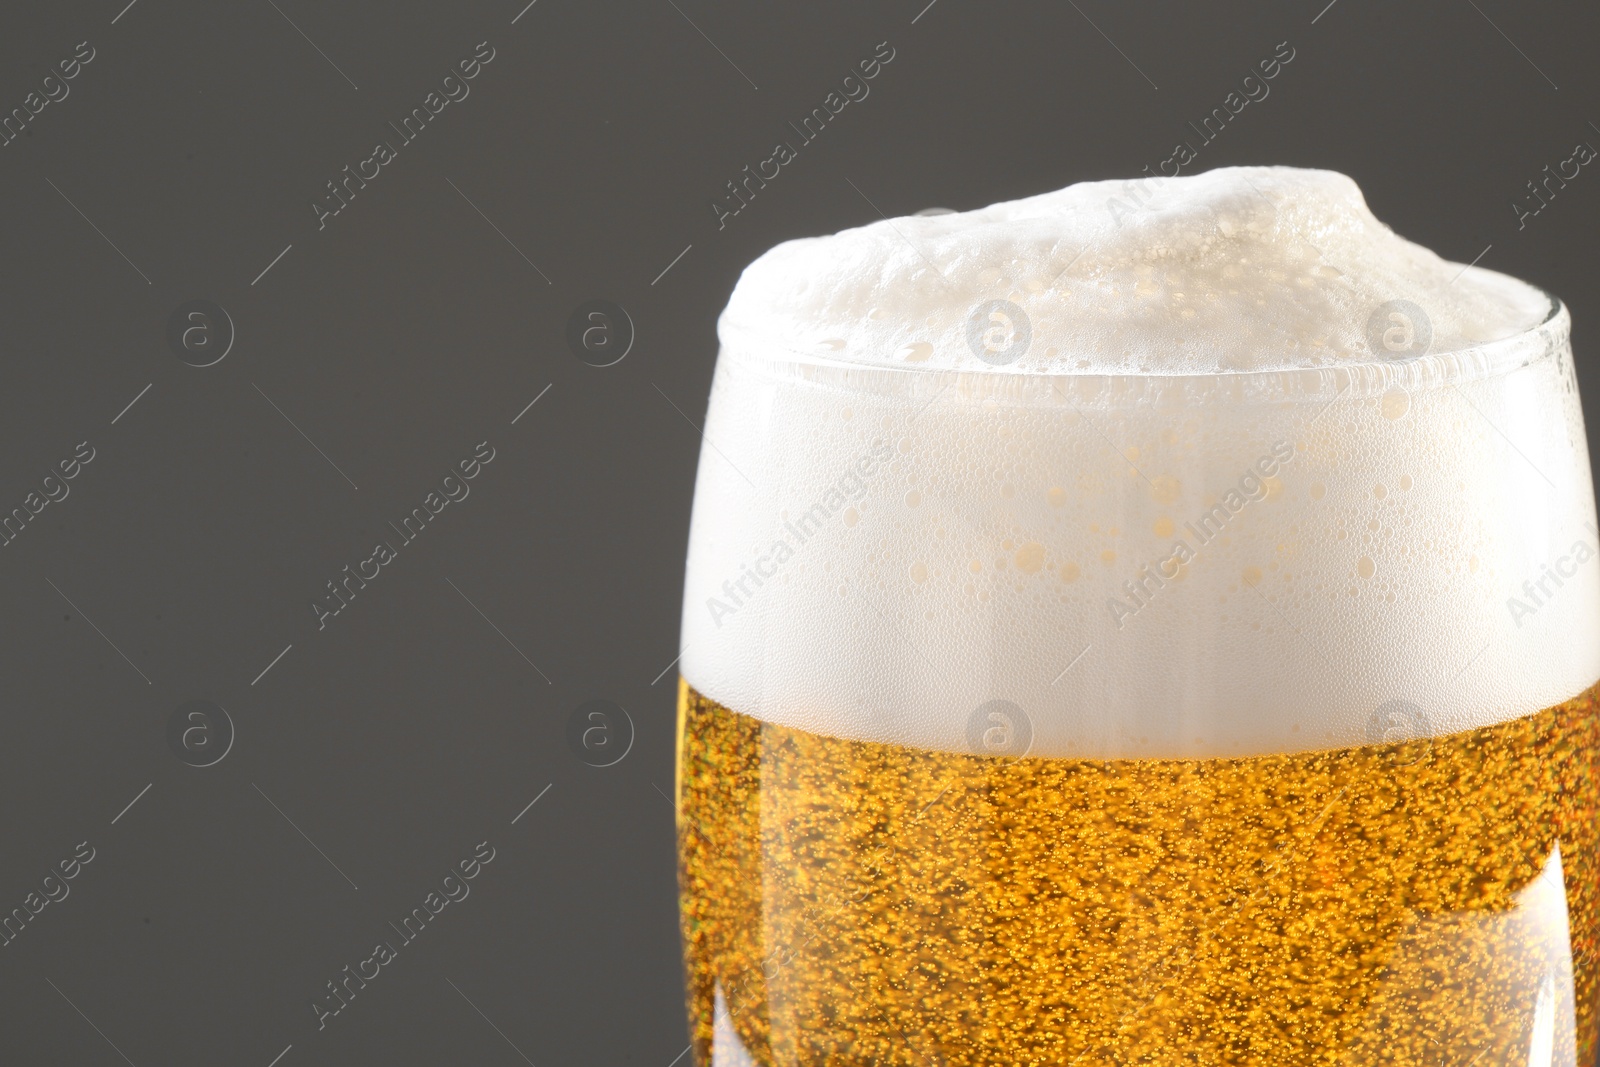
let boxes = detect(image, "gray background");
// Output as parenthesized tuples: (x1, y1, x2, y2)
(0, 0, 1595, 1064)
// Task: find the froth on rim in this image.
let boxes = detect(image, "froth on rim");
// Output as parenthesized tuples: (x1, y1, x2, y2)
(715, 277, 1566, 408)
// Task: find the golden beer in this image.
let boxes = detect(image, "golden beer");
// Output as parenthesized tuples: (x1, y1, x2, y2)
(677, 169, 1600, 1065)
(678, 682, 1600, 1066)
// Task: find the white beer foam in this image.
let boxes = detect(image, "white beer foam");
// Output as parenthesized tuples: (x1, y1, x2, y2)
(719, 167, 1550, 375)
(681, 167, 1600, 759)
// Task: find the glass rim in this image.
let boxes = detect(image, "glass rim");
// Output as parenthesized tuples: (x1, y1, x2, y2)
(715, 283, 1568, 407)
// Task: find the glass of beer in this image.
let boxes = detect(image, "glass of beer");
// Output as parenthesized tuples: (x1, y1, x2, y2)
(674, 167, 1599, 1066)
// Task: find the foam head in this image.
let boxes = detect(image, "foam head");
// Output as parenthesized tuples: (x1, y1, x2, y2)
(682, 166, 1598, 759)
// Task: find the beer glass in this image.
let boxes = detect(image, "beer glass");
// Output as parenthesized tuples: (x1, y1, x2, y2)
(674, 169, 1600, 1066)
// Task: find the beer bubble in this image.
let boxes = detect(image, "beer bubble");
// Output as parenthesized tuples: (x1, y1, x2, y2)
(1381, 389, 1410, 420)
(1014, 542, 1045, 573)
